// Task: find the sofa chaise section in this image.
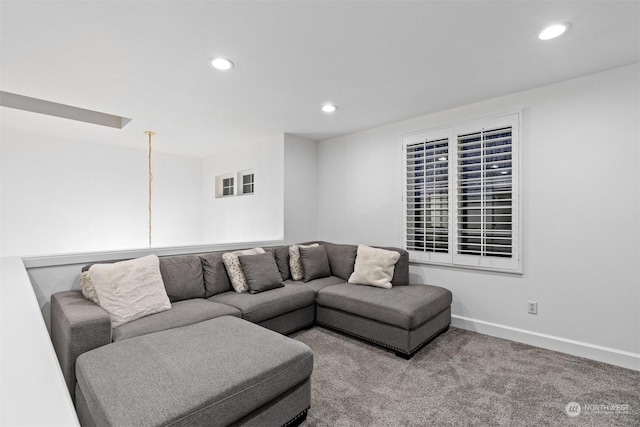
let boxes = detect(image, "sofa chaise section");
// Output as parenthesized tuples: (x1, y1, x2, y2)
(75, 316, 313, 427)
(316, 283, 452, 358)
(296, 241, 452, 358)
(52, 252, 240, 401)
(51, 290, 241, 402)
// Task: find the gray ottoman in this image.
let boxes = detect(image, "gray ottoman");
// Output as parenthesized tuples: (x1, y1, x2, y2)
(75, 316, 313, 427)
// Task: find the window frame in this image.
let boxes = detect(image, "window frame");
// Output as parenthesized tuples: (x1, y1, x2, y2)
(215, 173, 236, 198)
(222, 177, 235, 197)
(238, 170, 255, 195)
(403, 126, 453, 265)
(402, 112, 522, 274)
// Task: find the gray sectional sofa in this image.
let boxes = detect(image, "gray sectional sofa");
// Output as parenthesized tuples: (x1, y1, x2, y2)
(50, 241, 452, 427)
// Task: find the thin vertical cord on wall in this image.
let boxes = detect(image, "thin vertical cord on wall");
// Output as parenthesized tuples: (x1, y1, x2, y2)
(145, 131, 155, 248)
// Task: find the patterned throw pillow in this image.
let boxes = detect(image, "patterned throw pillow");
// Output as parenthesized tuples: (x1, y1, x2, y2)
(289, 243, 319, 281)
(222, 247, 266, 293)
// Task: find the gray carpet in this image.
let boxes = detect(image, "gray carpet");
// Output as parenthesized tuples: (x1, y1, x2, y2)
(291, 326, 639, 426)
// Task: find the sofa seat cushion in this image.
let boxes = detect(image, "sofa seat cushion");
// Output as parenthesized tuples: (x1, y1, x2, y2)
(112, 299, 241, 342)
(209, 284, 315, 323)
(76, 316, 313, 427)
(317, 283, 452, 330)
(286, 276, 346, 295)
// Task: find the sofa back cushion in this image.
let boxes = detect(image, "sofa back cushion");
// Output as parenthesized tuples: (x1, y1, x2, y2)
(158, 255, 205, 302)
(322, 242, 358, 281)
(82, 255, 206, 302)
(200, 252, 233, 297)
(374, 246, 409, 285)
(265, 245, 291, 281)
(319, 242, 409, 285)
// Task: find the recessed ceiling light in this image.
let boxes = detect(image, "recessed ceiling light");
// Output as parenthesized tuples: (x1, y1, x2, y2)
(438, 157, 447, 161)
(538, 23, 571, 40)
(209, 57, 234, 71)
(322, 104, 337, 113)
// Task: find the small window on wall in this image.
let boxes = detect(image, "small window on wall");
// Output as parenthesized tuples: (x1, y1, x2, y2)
(215, 173, 235, 198)
(222, 177, 234, 196)
(238, 170, 255, 195)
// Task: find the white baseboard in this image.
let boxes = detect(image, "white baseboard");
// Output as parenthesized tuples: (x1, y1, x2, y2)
(451, 315, 640, 371)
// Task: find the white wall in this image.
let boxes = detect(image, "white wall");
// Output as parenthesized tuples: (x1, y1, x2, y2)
(0, 130, 204, 257)
(284, 134, 318, 244)
(201, 135, 284, 244)
(152, 151, 203, 247)
(317, 64, 640, 367)
(1, 257, 79, 426)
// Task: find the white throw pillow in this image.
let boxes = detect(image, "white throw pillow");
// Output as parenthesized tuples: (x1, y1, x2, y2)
(289, 243, 319, 281)
(79, 271, 100, 305)
(222, 248, 266, 293)
(348, 245, 401, 289)
(89, 254, 171, 328)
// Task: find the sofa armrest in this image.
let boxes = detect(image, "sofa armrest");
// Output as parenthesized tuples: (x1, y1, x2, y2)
(50, 290, 111, 402)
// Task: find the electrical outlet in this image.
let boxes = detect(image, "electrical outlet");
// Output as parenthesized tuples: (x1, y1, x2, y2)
(528, 301, 538, 315)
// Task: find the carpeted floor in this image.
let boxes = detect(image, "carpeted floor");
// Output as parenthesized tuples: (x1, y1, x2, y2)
(290, 326, 639, 426)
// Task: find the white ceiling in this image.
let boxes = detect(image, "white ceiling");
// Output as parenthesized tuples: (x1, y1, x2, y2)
(1, 0, 638, 157)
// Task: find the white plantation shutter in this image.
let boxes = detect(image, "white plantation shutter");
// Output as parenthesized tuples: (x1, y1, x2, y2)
(403, 113, 520, 273)
(404, 129, 453, 264)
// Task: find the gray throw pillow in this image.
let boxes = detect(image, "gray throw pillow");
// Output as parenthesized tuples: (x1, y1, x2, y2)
(238, 252, 285, 294)
(266, 246, 291, 281)
(299, 245, 331, 283)
(200, 252, 233, 297)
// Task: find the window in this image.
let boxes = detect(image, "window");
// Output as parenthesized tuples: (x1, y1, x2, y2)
(222, 177, 234, 196)
(215, 173, 235, 198)
(405, 129, 451, 263)
(239, 171, 254, 195)
(403, 113, 520, 273)
(215, 170, 255, 198)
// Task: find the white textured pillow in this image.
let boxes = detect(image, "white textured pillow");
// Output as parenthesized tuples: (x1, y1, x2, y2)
(289, 243, 319, 281)
(348, 245, 401, 289)
(89, 254, 171, 328)
(80, 271, 100, 305)
(222, 248, 266, 293)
